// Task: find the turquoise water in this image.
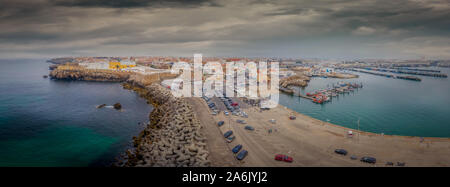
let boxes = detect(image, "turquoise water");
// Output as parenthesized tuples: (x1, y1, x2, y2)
(279, 67, 450, 137)
(0, 60, 153, 166)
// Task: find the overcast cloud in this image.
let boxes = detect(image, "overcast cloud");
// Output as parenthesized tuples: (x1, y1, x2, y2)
(0, 0, 449, 59)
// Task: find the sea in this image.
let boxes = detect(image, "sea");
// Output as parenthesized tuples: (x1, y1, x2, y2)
(0, 59, 153, 166)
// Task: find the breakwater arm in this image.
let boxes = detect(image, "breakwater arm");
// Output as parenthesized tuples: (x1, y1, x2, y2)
(365, 67, 447, 78)
(49, 66, 131, 82)
(120, 83, 211, 167)
(349, 68, 422, 81)
(49, 65, 209, 167)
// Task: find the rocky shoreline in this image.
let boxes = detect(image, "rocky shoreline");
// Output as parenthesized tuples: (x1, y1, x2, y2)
(119, 83, 210, 167)
(280, 75, 309, 88)
(49, 66, 210, 167)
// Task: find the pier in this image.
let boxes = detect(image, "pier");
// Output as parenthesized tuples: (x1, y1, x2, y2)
(394, 67, 441, 73)
(349, 69, 422, 81)
(364, 67, 447, 78)
(283, 82, 363, 104)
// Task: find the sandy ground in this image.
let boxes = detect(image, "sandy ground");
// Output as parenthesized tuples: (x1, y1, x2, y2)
(187, 97, 450, 167)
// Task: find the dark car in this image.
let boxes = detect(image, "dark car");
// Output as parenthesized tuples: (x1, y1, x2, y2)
(397, 162, 406, 166)
(232, 144, 242, 153)
(236, 150, 248, 160)
(224, 130, 233, 138)
(334, 149, 348, 156)
(218, 121, 224, 127)
(244, 125, 255, 131)
(360, 156, 376, 164)
(226, 135, 235, 143)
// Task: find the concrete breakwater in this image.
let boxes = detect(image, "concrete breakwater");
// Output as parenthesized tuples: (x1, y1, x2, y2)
(349, 68, 422, 81)
(120, 83, 210, 167)
(49, 66, 131, 82)
(280, 75, 309, 88)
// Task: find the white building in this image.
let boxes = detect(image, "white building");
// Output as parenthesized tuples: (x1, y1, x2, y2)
(120, 58, 136, 66)
(79, 62, 109, 70)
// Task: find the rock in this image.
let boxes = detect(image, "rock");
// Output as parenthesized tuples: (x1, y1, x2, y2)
(113, 103, 122, 110)
(96, 104, 107, 108)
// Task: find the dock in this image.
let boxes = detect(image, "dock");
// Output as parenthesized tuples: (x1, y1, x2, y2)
(349, 68, 422, 81)
(283, 82, 363, 104)
(394, 67, 441, 73)
(297, 93, 314, 100)
(363, 67, 447, 78)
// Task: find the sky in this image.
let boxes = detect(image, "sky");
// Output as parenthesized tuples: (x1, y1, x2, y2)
(0, 0, 449, 59)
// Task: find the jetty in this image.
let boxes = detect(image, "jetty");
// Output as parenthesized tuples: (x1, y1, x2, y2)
(349, 68, 422, 81)
(364, 67, 447, 78)
(393, 67, 441, 73)
(287, 82, 363, 104)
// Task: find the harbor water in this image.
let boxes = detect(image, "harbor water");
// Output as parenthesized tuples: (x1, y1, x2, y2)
(280, 67, 450, 137)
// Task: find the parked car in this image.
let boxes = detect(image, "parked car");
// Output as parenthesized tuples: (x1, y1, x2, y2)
(360, 156, 376, 164)
(236, 150, 248, 160)
(334, 149, 348, 156)
(274, 154, 293, 163)
(274, 154, 284, 161)
(226, 135, 235, 143)
(236, 119, 246, 124)
(397, 162, 406, 166)
(224, 130, 233, 138)
(244, 125, 255, 131)
(224, 111, 229, 116)
(283, 156, 293, 163)
(218, 121, 224, 127)
(232, 144, 242, 153)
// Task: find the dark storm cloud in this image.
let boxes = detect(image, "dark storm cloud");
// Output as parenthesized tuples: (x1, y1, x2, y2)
(0, 0, 449, 59)
(50, 0, 220, 8)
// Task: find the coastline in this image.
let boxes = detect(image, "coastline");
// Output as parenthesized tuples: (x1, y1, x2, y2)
(49, 66, 213, 167)
(205, 102, 450, 166)
(48, 66, 450, 166)
(119, 83, 211, 167)
(282, 106, 450, 141)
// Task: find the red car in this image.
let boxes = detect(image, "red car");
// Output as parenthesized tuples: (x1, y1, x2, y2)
(274, 154, 293, 163)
